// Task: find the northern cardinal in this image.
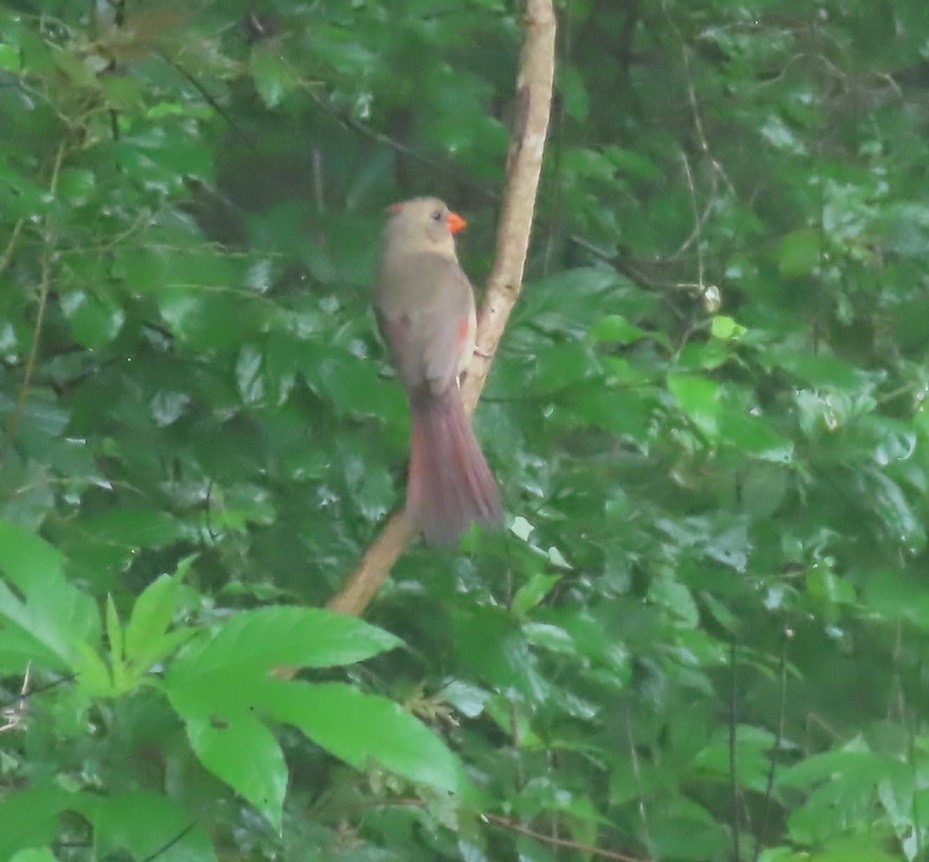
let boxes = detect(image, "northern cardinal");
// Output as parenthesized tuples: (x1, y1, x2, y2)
(375, 197, 503, 545)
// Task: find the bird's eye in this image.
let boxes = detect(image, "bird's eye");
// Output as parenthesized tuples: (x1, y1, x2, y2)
(431, 209, 443, 222)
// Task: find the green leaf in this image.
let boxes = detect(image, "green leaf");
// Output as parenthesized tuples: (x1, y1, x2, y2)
(184, 708, 288, 831)
(720, 411, 794, 462)
(0, 42, 21, 73)
(264, 680, 462, 793)
(453, 607, 549, 702)
(806, 566, 856, 607)
(0, 521, 100, 672)
(668, 373, 721, 437)
(778, 230, 821, 276)
(515, 268, 629, 339)
(0, 520, 63, 585)
(861, 470, 927, 552)
(710, 315, 747, 340)
(236, 344, 265, 405)
(558, 65, 589, 122)
(251, 48, 297, 109)
(298, 343, 393, 418)
(80, 791, 216, 862)
(167, 606, 400, 686)
(590, 313, 659, 345)
(56, 168, 95, 205)
(512, 573, 562, 616)
(533, 343, 602, 391)
(76, 508, 185, 549)
(61, 290, 125, 349)
(124, 558, 193, 669)
(10, 849, 58, 862)
(0, 785, 70, 860)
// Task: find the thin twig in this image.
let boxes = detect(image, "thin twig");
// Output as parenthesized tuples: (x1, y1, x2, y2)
(155, 48, 252, 146)
(673, 150, 710, 276)
(4, 141, 67, 460)
(0, 663, 31, 732)
(482, 813, 652, 862)
(624, 702, 653, 851)
(0, 218, 25, 278)
(730, 637, 742, 862)
(327, 0, 557, 617)
(140, 823, 196, 862)
(0, 673, 77, 716)
(754, 627, 789, 862)
(304, 86, 498, 203)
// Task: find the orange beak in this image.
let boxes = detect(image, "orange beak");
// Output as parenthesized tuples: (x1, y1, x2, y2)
(446, 211, 467, 235)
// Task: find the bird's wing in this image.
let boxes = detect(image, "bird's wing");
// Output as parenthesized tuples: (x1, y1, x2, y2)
(377, 252, 476, 396)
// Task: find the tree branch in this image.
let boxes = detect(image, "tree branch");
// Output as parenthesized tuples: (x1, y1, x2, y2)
(327, 0, 556, 616)
(482, 813, 652, 862)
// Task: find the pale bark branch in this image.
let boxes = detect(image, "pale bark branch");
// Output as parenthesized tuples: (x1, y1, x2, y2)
(327, 0, 556, 616)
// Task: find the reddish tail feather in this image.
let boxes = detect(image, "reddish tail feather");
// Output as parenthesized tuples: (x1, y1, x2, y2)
(406, 387, 503, 545)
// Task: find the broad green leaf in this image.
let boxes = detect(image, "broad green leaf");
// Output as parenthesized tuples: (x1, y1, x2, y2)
(0, 42, 20, 72)
(10, 849, 57, 862)
(167, 606, 400, 687)
(710, 315, 747, 340)
(0, 521, 100, 671)
(0, 520, 63, 587)
(514, 268, 629, 339)
(647, 797, 729, 861)
(721, 411, 794, 462)
(263, 680, 462, 793)
(61, 290, 125, 349)
(533, 342, 602, 392)
(298, 343, 392, 418)
(251, 48, 297, 109)
(806, 566, 856, 607)
(0, 785, 70, 860)
(236, 344, 265, 405)
(590, 313, 653, 344)
(453, 607, 550, 703)
(511, 573, 561, 616)
(778, 230, 820, 276)
(76, 508, 185, 549)
(668, 373, 721, 437)
(184, 709, 287, 831)
(865, 469, 927, 552)
(77, 791, 216, 862)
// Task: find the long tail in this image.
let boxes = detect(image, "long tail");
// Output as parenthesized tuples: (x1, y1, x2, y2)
(407, 387, 503, 546)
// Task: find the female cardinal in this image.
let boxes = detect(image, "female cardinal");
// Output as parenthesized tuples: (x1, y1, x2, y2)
(375, 197, 503, 545)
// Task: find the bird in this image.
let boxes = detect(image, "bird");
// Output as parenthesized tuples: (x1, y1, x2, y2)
(375, 197, 503, 545)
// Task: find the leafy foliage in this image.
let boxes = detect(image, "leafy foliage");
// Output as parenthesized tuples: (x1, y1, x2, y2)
(3, 0, 929, 860)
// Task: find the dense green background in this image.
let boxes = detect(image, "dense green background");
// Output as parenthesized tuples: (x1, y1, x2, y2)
(3, 0, 929, 859)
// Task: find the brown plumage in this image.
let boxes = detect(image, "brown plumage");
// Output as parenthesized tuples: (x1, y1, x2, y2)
(375, 197, 503, 545)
